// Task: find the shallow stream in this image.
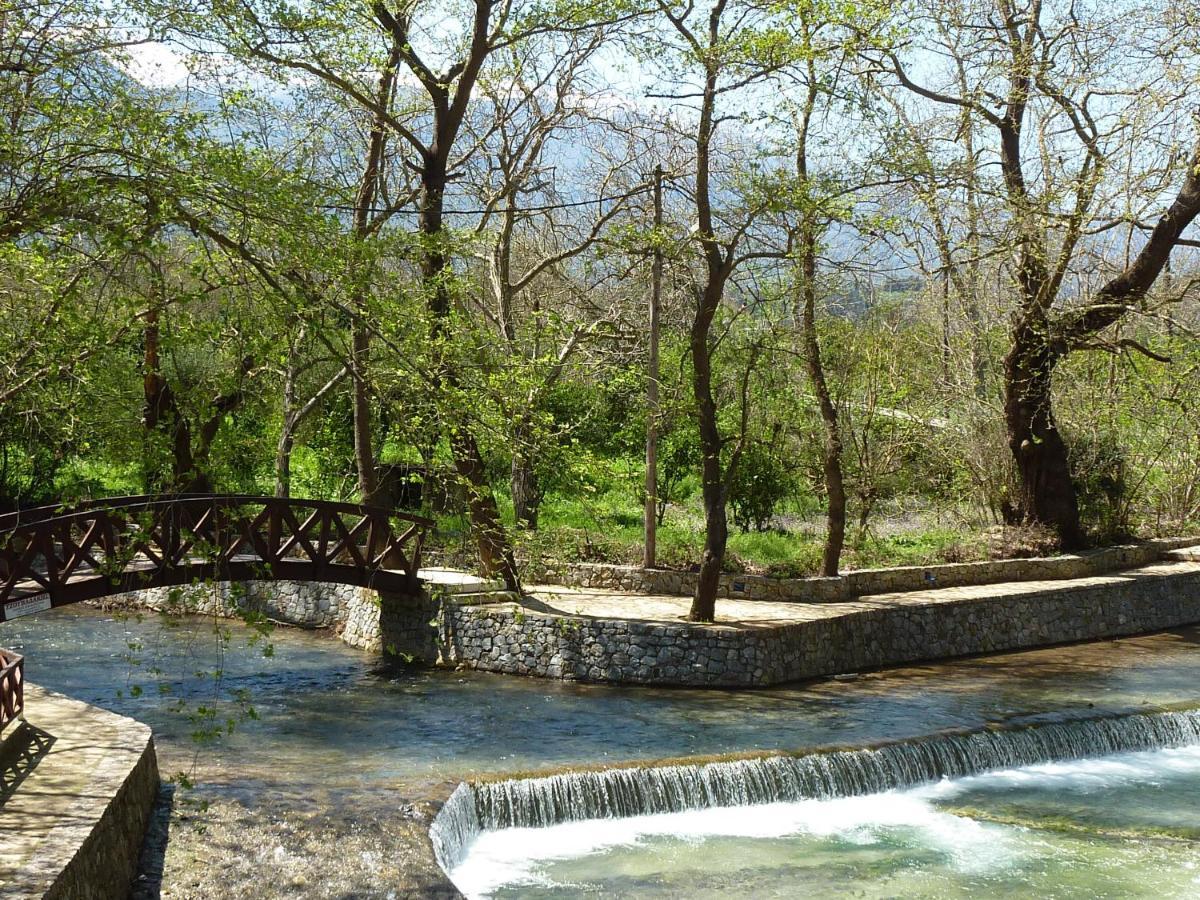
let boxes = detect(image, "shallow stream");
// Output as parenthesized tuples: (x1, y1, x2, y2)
(6, 606, 1200, 896)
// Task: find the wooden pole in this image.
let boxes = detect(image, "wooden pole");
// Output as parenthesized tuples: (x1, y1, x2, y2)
(645, 164, 663, 569)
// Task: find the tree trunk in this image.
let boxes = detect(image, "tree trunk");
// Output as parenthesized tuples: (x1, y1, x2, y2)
(792, 71, 844, 577)
(346, 41, 400, 510)
(685, 49, 729, 624)
(420, 160, 522, 591)
(275, 427, 293, 499)
(1002, 323, 1083, 547)
(453, 427, 520, 585)
(511, 453, 540, 530)
(799, 238, 846, 577)
(688, 285, 727, 623)
(142, 306, 203, 492)
(350, 327, 378, 505)
(275, 350, 298, 499)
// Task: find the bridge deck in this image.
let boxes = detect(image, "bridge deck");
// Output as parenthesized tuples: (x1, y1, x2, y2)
(1, 495, 432, 622)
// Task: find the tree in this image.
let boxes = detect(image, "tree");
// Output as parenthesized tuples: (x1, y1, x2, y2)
(1, 0, 180, 417)
(881, 0, 1200, 547)
(145, 0, 647, 588)
(465, 31, 641, 529)
(647, 0, 803, 620)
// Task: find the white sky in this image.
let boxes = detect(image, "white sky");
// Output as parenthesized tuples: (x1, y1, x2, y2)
(115, 40, 191, 87)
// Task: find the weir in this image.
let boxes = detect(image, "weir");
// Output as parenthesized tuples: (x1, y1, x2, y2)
(431, 705, 1200, 872)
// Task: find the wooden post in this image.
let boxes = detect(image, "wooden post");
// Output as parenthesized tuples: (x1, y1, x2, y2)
(644, 164, 663, 569)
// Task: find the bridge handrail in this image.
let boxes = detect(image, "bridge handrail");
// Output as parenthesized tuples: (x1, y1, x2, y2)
(0, 494, 434, 533)
(0, 648, 24, 734)
(0, 495, 434, 620)
(0, 494, 186, 529)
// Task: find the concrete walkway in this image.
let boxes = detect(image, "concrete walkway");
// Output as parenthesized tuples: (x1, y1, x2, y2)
(0, 685, 158, 899)
(525, 559, 1200, 628)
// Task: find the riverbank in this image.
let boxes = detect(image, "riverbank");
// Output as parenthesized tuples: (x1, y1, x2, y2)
(80, 540, 1200, 688)
(8, 612, 1200, 897)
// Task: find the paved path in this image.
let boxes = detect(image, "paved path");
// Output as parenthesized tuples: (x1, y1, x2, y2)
(0, 685, 156, 897)
(525, 559, 1200, 629)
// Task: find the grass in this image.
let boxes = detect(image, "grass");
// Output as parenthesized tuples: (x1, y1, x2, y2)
(430, 486, 992, 576)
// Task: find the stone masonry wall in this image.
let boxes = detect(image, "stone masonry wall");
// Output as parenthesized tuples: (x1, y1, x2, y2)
(100, 579, 438, 664)
(100, 580, 364, 629)
(439, 565, 1200, 686)
(45, 733, 160, 900)
(94, 552, 1200, 688)
(3, 687, 161, 900)
(341, 589, 443, 663)
(536, 538, 1196, 603)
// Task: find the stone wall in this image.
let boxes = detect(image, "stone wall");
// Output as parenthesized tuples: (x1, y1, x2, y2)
(538, 538, 1196, 603)
(100, 579, 440, 665)
(341, 589, 444, 663)
(99, 580, 364, 629)
(45, 733, 160, 900)
(2, 686, 160, 900)
(438, 564, 1200, 686)
(90, 550, 1200, 688)
(101, 578, 504, 672)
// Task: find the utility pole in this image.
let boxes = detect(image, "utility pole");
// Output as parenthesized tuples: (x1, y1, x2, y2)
(644, 164, 663, 570)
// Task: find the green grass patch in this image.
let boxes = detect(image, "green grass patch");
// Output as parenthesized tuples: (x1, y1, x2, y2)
(428, 487, 990, 576)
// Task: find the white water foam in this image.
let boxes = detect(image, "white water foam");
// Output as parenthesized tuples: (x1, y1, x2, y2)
(452, 792, 1013, 897)
(915, 742, 1200, 801)
(451, 743, 1200, 899)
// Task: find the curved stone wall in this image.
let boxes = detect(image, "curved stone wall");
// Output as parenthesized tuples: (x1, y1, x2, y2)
(0, 686, 159, 899)
(437, 562, 1200, 686)
(87, 552, 1200, 688)
(96, 580, 364, 629)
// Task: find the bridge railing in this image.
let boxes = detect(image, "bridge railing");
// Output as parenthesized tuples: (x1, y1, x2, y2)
(0, 495, 434, 619)
(0, 648, 23, 734)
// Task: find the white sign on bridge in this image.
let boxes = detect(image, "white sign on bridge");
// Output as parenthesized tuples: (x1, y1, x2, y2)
(5, 596, 52, 619)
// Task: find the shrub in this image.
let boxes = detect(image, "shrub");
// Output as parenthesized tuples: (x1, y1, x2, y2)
(728, 444, 794, 533)
(1067, 428, 1130, 541)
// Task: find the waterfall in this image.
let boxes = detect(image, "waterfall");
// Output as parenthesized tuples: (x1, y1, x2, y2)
(430, 782, 482, 871)
(430, 706, 1200, 869)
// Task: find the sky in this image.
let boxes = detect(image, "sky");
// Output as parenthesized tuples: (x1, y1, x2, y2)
(116, 39, 191, 86)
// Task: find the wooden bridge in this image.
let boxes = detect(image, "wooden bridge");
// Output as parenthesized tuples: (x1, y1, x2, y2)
(0, 494, 434, 624)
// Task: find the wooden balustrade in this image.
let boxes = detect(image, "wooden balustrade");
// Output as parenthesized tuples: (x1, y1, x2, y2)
(0, 495, 434, 622)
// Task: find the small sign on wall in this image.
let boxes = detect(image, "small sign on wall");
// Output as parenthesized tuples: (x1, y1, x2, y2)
(5, 596, 52, 620)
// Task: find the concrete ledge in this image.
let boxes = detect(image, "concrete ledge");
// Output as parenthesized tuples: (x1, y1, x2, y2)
(534, 538, 1199, 603)
(436, 561, 1200, 686)
(0, 685, 159, 899)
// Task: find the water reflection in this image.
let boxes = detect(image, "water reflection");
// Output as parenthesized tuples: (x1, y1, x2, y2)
(4, 607, 1200, 798)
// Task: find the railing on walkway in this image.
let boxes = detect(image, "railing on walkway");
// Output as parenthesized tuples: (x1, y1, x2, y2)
(0, 648, 23, 734)
(0, 495, 434, 621)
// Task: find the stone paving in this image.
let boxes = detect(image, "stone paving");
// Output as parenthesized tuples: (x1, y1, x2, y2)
(525, 560, 1200, 628)
(523, 584, 819, 627)
(0, 685, 158, 899)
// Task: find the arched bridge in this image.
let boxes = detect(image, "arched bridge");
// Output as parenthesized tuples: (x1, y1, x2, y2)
(0, 495, 433, 623)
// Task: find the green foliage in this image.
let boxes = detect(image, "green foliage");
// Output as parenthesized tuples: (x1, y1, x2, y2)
(1067, 429, 1130, 542)
(728, 442, 795, 532)
(3, 0, 1197, 592)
